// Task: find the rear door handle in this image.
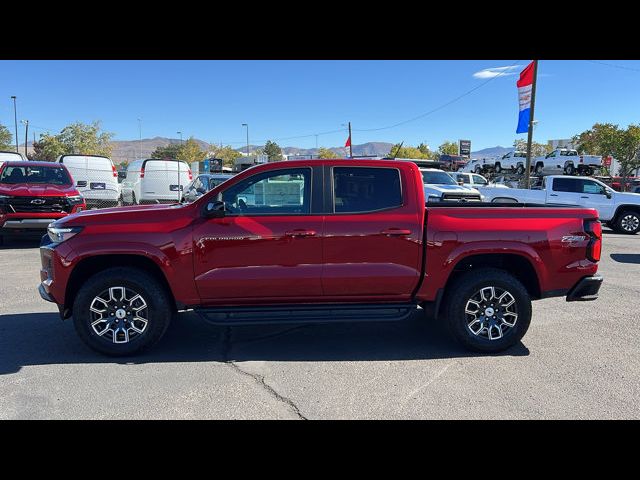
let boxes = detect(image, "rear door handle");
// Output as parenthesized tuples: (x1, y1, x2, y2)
(381, 228, 412, 236)
(580, 196, 589, 199)
(285, 229, 316, 237)
(550, 194, 558, 197)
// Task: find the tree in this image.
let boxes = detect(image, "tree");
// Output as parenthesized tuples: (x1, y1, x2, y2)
(0, 124, 13, 151)
(438, 141, 459, 155)
(317, 147, 339, 159)
(388, 143, 430, 159)
(176, 137, 206, 163)
(512, 139, 552, 157)
(151, 143, 183, 159)
(263, 140, 283, 162)
(208, 145, 242, 168)
(32, 121, 114, 161)
(573, 123, 640, 189)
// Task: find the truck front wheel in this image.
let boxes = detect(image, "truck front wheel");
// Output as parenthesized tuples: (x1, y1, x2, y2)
(72, 267, 173, 356)
(614, 210, 640, 234)
(444, 268, 532, 353)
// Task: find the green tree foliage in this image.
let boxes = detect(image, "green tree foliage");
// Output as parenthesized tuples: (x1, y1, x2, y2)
(573, 123, 640, 187)
(176, 137, 206, 163)
(317, 147, 339, 159)
(0, 124, 13, 150)
(438, 141, 459, 155)
(208, 145, 242, 168)
(263, 140, 283, 162)
(512, 139, 552, 157)
(151, 143, 183, 159)
(388, 143, 432, 159)
(32, 121, 114, 161)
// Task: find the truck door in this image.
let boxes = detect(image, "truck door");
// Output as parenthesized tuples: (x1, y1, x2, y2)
(192, 166, 324, 302)
(321, 166, 422, 300)
(548, 177, 583, 205)
(578, 178, 616, 221)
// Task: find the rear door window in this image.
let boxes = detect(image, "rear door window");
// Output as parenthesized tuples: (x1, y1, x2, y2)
(332, 167, 402, 213)
(552, 178, 580, 192)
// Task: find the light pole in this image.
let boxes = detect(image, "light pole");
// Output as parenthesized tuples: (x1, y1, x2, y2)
(20, 120, 29, 157)
(11, 96, 18, 153)
(137, 118, 142, 159)
(242, 123, 249, 158)
(177, 131, 183, 145)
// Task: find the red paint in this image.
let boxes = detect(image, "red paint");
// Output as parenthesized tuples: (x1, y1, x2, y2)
(39, 159, 602, 311)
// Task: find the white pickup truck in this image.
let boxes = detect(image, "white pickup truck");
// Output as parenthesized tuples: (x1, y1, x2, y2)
(493, 151, 528, 175)
(479, 175, 640, 234)
(419, 168, 483, 202)
(533, 149, 602, 176)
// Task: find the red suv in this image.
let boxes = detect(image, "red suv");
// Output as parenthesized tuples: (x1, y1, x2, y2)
(0, 161, 86, 244)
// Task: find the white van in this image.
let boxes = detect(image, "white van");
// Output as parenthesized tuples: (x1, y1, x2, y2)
(0, 151, 27, 166)
(126, 159, 192, 204)
(57, 154, 120, 208)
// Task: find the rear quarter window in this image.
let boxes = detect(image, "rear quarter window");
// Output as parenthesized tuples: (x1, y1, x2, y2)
(332, 167, 402, 213)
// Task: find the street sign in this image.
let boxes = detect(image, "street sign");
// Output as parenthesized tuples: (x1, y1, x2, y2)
(203, 159, 210, 172)
(459, 140, 471, 157)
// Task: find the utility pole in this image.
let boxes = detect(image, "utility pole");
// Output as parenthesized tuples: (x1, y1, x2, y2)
(348, 121, 353, 158)
(137, 118, 142, 159)
(242, 123, 249, 158)
(11, 96, 18, 153)
(22, 120, 29, 157)
(524, 60, 539, 190)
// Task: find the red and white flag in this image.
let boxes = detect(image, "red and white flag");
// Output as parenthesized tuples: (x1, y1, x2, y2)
(344, 135, 351, 148)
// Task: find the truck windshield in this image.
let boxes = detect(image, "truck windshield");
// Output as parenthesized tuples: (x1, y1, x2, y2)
(0, 165, 72, 185)
(422, 171, 457, 185)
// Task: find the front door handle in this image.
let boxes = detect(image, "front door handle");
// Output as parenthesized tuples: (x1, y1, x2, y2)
(550, 194, 558, 197)
(381, 228, 411, 236)
(581, 196, 589, 199)
(285, 229, 316, 237)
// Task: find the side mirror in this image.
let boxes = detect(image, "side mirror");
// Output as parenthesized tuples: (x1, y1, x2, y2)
(457, 180, 464, 186)
(605, 189, 612, 199)
(204, 200, 226, 218)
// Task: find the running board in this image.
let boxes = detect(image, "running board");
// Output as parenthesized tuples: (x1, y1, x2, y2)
(194, 303, 418, 326)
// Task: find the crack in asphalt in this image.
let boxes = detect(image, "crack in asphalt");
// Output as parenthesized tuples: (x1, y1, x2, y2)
(221, 326, 307, 420)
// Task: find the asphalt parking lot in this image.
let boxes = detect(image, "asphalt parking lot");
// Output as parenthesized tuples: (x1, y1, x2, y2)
(0, 230, 638, 419)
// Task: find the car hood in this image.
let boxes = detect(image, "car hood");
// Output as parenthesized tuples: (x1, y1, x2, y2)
(53, 203, 191, 228)
(424, 184, 481, 195)
(615, 191, 640, 203)
(0, 183, 79, 197)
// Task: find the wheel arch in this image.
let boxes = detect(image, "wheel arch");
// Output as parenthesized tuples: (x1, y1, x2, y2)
(612, 204, 640, 223)
(63, 254, 177, 318)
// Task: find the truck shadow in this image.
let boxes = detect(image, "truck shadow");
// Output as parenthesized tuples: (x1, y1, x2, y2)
(610, 253, 640, 264)
(0, 311, 530, 375)
(0, 238, 42, 250)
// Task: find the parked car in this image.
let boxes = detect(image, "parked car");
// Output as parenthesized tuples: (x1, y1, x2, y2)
(451, 172, 509, 189)
(182, 173, 234, 203)
(39, 159, 602, 356)
(438, 154, 468, 172)
(125, 158, 192, 204)
(460, 158, 494, 174)
(420, 168, 483, 202)
(532, 149, 601, 176)
(494, 151, 528, 175)
(480, 174, 640, 234)
(0, 161, 86, 244)
(0, 151, 27, 165)
(57, 155, 120, 208)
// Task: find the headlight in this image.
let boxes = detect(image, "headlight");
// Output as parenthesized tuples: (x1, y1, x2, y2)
(47, 225, 83, 243)
(66, 195, 84, 205)
(427, 195, 441, 203)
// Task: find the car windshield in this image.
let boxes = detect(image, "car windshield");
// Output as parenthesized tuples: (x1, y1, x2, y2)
(0, 165, 72, 185)
(422, 171, 457, 185)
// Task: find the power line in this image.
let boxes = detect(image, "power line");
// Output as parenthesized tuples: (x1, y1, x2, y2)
(353, 60, 523, 132)
(587, 60, 640, 72)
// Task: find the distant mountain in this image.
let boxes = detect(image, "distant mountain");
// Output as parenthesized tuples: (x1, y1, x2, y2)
(471, 146, 514, 158)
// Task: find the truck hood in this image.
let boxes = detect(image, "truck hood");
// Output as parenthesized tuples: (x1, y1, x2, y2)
(53, 203, 189, 228)
(615, 191, 640, 203)
(0, 183, 79, 197)
(424, 184, 481, 195)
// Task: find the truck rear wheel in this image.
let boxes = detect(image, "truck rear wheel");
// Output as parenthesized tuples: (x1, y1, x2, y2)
(614, 210, 640, 234)
(494, 163, 502, 173)
(444, 268, 531, 353)
(516, 164, 525, 175)
(564, 163, 575, 175)
(72, 267, 173, 356)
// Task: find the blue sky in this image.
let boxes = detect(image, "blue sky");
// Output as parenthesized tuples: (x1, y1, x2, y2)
(1, 60, 639, 151)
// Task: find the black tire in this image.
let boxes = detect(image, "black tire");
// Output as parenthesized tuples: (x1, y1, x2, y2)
(516, 164, 525, 175)
(564, 164, 575, 175)
(132, 192, 137, 205)
(535, 163, 544, 174)
(614, 210, 640, 235)
(443, 268, 532, 353)
(494, 163, 502, 174)
(72, 267, 173, 356)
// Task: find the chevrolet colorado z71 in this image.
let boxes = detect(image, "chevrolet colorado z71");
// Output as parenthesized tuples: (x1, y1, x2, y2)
(0, 161, 86, 244)
(38, 159, 603, 356)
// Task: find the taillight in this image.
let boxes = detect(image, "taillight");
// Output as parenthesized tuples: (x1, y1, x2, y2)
(140, 167, 145, 179)
(188, 169, 193, 181)
(584, 219, 602, 262)
(112, 165, 118, 177)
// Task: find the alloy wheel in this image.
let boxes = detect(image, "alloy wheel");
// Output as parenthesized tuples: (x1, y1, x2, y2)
(89, 286, 149, 344)
(464, 286, 518, 340)
(621, 214, 640, 232)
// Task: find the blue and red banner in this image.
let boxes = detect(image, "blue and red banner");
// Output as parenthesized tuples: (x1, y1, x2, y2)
(516, 61, 535, 134)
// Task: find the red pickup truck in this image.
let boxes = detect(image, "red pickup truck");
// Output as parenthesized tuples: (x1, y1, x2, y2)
(38, 159, 603, 356)
(1, 161, 86, 244)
